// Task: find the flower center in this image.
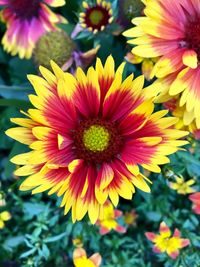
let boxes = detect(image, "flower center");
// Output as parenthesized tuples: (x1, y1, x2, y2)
(10, 0, 41, 20)
(73, 119, 123, 164)
(85, 6, 110, 31)
(89, 10, 104, 26)
(184, 19, 200, 60)
(83, 125, 110, 152)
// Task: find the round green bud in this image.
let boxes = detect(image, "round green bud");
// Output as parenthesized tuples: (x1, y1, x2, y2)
(33, 30, 75, 69)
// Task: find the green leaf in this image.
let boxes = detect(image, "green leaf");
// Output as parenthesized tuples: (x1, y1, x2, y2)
(0, 84, 32, 100)
(178, 151, 200, 166)
(0, 98, 30, 109)
(20, 248, 37, 258)
(44, 232, 67, 243)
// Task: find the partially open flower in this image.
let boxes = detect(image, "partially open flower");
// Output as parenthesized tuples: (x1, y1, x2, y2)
(33, 30, 75, 70)
(79, 0, 113, 34)
(0, 0, 67, 59)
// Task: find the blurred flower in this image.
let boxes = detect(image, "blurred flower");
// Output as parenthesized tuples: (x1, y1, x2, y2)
(73, 238, 84, 248)
(145, 221, 190, 259)
(123, 0, 200, 128)
(162, 97, 200, 139)
(124, 209, 138, 227)
(73, 248, 101, 267)
(97, 201, 126, 235)
(6, 56, 188, 224)
(189, 192, 200, 214)
(79, 0, 113, 34)
(118, 0, 144, 28)
(125, 52, 158, 81)
(0, 211, 11, 229)
(169, 175, 196, 195)
(0, 0, 66, 59)
(33, 30, 75, 70)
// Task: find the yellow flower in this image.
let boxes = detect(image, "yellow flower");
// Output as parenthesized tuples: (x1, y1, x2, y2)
(0, 211, 11, 229)
(124, 209, 138, 226)
(169, 175, 195, 195)
(73, 248, 102, 267)
(97, 201, 126, 235)
(125, 52, 158, 81)
(161, 96, 200, 139)
(146, 221, 190, 259)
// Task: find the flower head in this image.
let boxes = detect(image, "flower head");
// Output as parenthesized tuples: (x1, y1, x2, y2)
(0, 0, 66, 59)
(0, 211, 11, 229)
(33, 30, 75, 70)
(79, 0, 113, 33)
(6, 55, 188, 224)
(169, 175, 196, 195)
(124, 209, 138, 226)
(145, 221, 190, 259)
(123, 0, 200, 125)
(189, 192, 200, 214)
(97, 201, 126, 235)
(73, 248, 102, 267)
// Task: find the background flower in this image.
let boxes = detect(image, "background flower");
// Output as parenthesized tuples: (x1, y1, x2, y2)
(0, 0, 67, 58)
(146, 221, 190, 259)
(79, 0, 113, 34)
(123, 0, 200, 131)
(0, 211, 11, 229)
(97, 201, 126, 235)
(73, 248, 102, 267)
(189, 192, 200, 214)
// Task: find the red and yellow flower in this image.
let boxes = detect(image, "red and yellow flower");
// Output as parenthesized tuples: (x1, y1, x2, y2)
(97, 201, 126, 235)
(6, 55, 188, 223)
(73, 248, 102, 267)
(189, 192, 200, 214)
(79, 0, 113, 34)
(123, 0, 200, 127)
(145, 221, 190, 259)
(0, 0, 66, 59)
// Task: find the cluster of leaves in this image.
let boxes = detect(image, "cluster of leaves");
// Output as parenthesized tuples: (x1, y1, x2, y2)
(0, 1, 200, 267)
